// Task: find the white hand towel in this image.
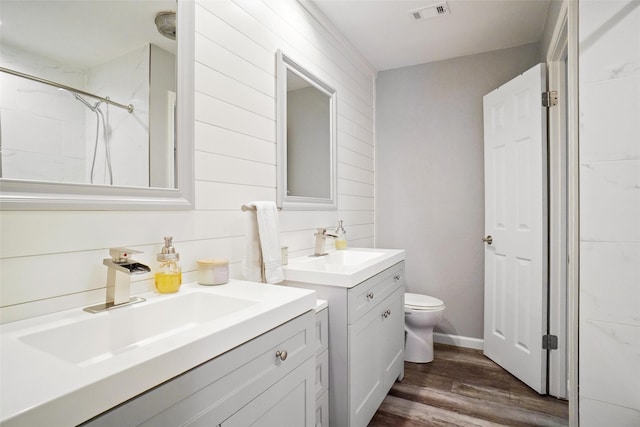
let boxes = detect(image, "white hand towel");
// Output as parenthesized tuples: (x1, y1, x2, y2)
(242, 201, 283, 283)
(242, 205, 263, 282)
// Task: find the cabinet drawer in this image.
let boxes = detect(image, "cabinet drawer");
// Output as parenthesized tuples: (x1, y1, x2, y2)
(315, 307, 329, 355)
(315, 349, 329, 400)
(347, 261, 404, 324)
(82, 311, 315, 427)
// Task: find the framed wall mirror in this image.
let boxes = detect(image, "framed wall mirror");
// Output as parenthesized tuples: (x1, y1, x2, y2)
(0, 0, 194, 210)
(276, 50, 337, 210)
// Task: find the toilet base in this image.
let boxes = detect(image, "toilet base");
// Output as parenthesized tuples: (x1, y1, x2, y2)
(404, 327, 435, 363)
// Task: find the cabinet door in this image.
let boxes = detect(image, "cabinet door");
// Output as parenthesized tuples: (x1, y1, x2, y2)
(381, 289, 405, 388)
(221, 357, 315, 427)
(348, 304, 384, 427)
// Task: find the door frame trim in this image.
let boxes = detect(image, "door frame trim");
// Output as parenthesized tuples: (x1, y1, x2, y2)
(566, 1, 580, 424)
(545, 0, 569, 400)
(545, 1, 581, 425)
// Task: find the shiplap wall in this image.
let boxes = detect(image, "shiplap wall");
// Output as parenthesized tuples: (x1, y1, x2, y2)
(0, 0, 376, 324)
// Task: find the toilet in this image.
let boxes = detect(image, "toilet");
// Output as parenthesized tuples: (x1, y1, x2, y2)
(404, 293, 446, 363)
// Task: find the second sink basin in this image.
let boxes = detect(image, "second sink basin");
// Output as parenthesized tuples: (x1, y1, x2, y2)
(19, 292, 258, 367)
(300, 250, 385, 267)
(284, 247, 405, 287)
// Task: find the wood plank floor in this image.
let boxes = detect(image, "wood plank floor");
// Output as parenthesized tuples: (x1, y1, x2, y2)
(369, 343, 569, 427)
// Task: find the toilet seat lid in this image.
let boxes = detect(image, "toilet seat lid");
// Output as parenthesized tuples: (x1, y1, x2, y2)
(405, 293, 445, 310)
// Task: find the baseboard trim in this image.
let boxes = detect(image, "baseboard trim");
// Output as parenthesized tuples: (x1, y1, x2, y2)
(434, 332, 484, 350)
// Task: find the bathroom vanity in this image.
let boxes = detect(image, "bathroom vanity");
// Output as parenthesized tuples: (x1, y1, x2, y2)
(0, 281, 317, 426)
(284, 248, 406, 427)
(82, 311, 316, 426)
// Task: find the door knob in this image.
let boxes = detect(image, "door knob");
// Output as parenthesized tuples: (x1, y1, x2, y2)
(482, 235, 493, 245)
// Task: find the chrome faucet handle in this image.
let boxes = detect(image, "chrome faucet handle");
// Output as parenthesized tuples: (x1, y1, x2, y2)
(314, 228, 338, 240)
(109, 247, 142, 263)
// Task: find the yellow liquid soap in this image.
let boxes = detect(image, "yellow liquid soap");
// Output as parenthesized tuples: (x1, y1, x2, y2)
(155, 272, 182, 293)
(335, 239, 348, 250)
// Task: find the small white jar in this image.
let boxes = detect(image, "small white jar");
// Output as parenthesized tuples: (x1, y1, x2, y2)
(197, 258, 229, 285)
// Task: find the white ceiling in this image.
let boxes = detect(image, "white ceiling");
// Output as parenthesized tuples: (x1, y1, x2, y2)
(308, 0, 551, 71)
(1, 1, 549, 74)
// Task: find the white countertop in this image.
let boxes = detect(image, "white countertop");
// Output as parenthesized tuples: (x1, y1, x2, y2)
(283, 248, 405, 287)
(315, 299, 328, 312)
(0, 281, 316, 427)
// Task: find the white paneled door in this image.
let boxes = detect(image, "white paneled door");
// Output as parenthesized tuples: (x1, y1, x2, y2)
(482, 63, 548, 394)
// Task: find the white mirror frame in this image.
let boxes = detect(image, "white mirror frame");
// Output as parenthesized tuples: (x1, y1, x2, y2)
(0, 0, 194, 210)
(276, 50, 337, 211)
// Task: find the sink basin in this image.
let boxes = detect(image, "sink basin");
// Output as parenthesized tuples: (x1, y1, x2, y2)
(0, 281, 316, 427)
(284, 248, 405, 287)
(19, 292, 258, 367)
(297, 250, 385, 268)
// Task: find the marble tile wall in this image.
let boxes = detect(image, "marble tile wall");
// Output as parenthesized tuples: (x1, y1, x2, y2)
(0, 44, 86, 183)
(86, 45, 150, 186)
(0, 43, 150, 186)
(579, 1, 640, 425)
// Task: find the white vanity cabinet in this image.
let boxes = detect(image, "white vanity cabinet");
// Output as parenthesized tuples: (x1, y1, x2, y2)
(349, 286, 404, 426)
(81, 311, 316, 427)
(315, 305, 330, 427)
(287, 261, 406, 427)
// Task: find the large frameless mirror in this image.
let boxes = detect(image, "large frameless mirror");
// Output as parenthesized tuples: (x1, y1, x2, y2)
(276, 50, 337, 210)
(0, 0, 194, 209)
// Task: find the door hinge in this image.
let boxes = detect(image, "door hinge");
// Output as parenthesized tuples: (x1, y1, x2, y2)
(542, 91, 558, 107)
(542, 334, 558, 350)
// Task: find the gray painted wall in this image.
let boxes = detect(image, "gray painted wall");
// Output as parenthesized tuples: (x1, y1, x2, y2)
(287, 86, 331, 198)
(375, 43, 540, 339)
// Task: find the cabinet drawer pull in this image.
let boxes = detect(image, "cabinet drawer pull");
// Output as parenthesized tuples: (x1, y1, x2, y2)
(275, 350, 288, 361)
(366, 292, 374, 300)
(394, 274, 401, 281)
(382, 309, 391, 318)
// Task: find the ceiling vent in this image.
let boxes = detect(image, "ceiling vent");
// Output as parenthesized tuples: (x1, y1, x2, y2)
(410, 2, 450, 21)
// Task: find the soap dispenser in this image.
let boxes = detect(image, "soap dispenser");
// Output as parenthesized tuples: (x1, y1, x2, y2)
(155, 236, 182, 293)
(335, 220, 347, 250)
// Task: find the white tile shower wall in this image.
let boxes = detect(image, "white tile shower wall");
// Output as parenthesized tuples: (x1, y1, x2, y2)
(0, 44, 153, 186)
(0, 44, 87, 183)
(579, 0, 640, 424)
(0, 0, 376, 324)
(86, 45, 150, 186)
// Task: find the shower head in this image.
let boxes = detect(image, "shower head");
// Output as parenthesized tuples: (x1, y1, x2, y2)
(155, 11, 176, 40)
(74, 93, 99, 111)
(58, 88, 101, 111)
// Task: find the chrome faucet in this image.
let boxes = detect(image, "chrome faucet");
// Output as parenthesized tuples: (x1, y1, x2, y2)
(84, 247, 151, 313)
(313, 228, 338, 257)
